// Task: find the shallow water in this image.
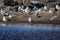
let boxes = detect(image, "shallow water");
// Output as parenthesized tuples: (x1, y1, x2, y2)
(0, 23, 60, 40)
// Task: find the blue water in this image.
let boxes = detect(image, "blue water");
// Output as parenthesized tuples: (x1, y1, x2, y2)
(0, 23, 60, 40)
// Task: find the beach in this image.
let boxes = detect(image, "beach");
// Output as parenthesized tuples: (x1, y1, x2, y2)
(0, 11, 60, 24)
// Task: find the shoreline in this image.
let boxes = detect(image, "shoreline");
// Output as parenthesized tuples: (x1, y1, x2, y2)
(0, 20, 60, 24)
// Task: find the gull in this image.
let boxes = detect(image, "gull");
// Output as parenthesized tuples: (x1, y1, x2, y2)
(36, 8, 43, 12)
(28, 17, 32, 22)
(24, 7, 31, 13)
(20, 5, 25, 11)
(21, 5, 24, 9)
(44, 6, 48, 10)
(33, 6, 38, 11)
(50, 15, 57, 21)
(49, 8, 55, 13)
(39, 7, 45, 12)
(1, 6, 10, 15)
(1, 8, 5, 15)
(18, 6, 21, 11)
(34, 7, 44, 15)
(34, 8, 43, 15)
(1, 8, 9, 16)
(34, 10, 39, 15)
(5, 6, 11, 12)
(3, 16, 7, 22)
(8, 14, 16, 19)
(37, 8, 41, 12)
(4, 12, 9, 16)
(56, 5, 60, 10)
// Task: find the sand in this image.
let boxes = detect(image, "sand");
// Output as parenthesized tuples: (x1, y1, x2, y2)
(0, 10, 60, 24)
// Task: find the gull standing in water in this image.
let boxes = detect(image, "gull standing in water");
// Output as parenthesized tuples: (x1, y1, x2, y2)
(28, 17, 32, 23)
(3, 16, 7, 22)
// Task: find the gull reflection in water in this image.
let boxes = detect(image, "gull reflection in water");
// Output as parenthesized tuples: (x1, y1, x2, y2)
(1, 23, 11, 26)
(2, 23, 6, 26)
(24, 23, 33, 28)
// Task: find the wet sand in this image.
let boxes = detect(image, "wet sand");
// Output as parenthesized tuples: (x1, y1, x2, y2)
(0, 10, 60, 24)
